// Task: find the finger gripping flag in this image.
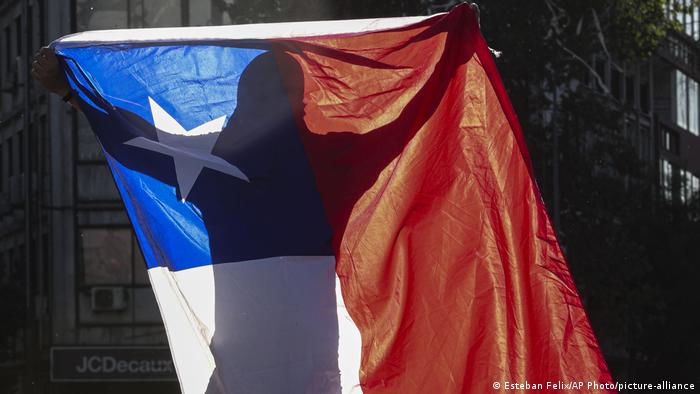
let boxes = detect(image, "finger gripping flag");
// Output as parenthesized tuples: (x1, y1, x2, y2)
(53, 4, 614, 393)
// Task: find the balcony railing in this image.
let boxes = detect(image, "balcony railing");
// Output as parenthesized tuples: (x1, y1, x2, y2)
(659, 30, 700, 76)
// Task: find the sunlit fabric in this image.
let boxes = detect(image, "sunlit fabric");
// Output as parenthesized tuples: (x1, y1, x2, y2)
(53, 4, 613, 393)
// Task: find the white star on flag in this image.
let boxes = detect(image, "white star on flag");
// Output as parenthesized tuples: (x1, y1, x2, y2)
(124, 98, 249, 201)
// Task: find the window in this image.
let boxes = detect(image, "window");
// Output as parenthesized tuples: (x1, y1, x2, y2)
(639, 125, 650, 161)
(690, 77, 699, 133)
(675, 69, 699, 135)
(625, 74, 636, 106)
(27, 5, 33, 56)
(76, 0, 183, 31)
(40, 116, 48, 176)
(3, 26, 10, 72)
(7, 136, 13, 177)
(676, 70, 688, 129)
(17, 130, 23, 174)
(140, 0, 182, 28)
(660, 159, 674, 201)
(76, 0, 128, 30)
(14, 17, 21, 58)
(81, 228, 132, 285)
(640, 80, 650, 113)
(611, 68, 622, 100)
(663, 127, 680, 154)
(672, 0, 700, 39)
(678, 0, 688, 34)
(78, 228, 160, 325)
(189, 0, 212, 26)
(667, 35, 692, 65)
(694, 2, 699, 39)
(0, 246, 25, 359)
(79, 228, 152, 285)
(38, 0, 45, 44)
(76, 164, 120, 201)
(77, 114, 104, 161)
(683, 170, 700, 202)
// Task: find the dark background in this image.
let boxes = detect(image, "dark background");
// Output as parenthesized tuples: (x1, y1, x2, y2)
(0, 0, 698, 392)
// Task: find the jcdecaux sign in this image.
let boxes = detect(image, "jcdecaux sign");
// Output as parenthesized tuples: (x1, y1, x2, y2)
(50, 347, 177, 382)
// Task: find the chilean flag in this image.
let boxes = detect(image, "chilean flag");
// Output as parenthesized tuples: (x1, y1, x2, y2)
(52, 4, 613, 393)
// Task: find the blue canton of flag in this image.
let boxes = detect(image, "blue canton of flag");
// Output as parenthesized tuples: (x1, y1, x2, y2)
(62, 45, 333, 268)
(56, 42, 360, 393)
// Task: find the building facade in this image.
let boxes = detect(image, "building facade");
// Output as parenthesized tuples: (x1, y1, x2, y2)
(0, 1, 239, 393)
(656, 0, 700, 204)
(578, 0, 700, 207)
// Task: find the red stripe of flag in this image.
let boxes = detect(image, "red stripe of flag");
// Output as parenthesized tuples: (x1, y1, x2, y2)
(275, 4, 614, 393)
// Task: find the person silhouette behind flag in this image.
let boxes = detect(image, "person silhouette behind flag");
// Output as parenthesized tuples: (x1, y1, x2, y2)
(36, 5, 615, 393)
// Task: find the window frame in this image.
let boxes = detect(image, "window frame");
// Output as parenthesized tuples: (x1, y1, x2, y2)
(674, 69, 700, 135)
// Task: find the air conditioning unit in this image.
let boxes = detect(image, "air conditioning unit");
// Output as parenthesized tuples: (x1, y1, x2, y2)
(91, 287, 128, 312)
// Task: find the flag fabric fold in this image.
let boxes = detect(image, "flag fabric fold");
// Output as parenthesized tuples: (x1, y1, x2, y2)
(53, 4, 613, 393)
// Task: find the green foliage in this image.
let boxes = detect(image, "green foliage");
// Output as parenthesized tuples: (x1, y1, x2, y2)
(611, 0, 671, 59)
